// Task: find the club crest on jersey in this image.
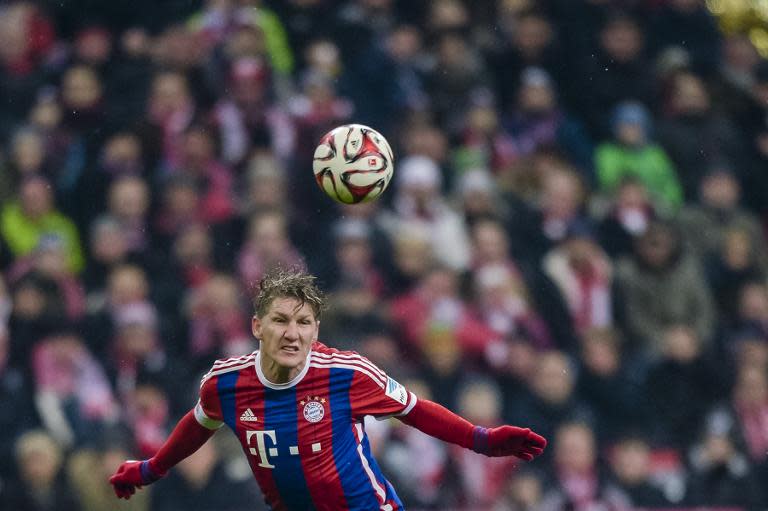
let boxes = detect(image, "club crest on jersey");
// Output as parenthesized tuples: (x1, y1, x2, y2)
(300, 396, 325, 423)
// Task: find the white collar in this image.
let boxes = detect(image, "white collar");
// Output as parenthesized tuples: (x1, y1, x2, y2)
(254, 349, 311, 389)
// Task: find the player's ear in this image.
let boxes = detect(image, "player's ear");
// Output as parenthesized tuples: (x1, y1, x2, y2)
(251, 315, 262, 339)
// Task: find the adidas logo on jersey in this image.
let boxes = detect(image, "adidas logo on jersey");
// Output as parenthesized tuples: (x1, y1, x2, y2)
(240, 408, 258, 422)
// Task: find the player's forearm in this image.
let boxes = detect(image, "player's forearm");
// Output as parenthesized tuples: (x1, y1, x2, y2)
(397, 399, 547, 460)
(148, 410, 216, 474)
(397, 398, 476, 449)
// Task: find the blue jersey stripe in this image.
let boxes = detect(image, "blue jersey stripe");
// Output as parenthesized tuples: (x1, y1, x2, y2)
(263, 386, 315, 510)
(329, 368, 381, 510)
(360, 432, 404, 508)
(217, 371, 240, 431)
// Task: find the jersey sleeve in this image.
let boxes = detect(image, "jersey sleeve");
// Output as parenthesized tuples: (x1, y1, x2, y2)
(194, 373, 225, 430)
(348, 359, 418, 420)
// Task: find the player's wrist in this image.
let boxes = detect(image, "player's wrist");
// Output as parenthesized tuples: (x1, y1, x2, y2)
(471, 425, 490, 454)
(140, 459, 165, 484)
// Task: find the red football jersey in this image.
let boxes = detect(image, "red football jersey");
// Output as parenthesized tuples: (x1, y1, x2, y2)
(194, 341, 417, 511)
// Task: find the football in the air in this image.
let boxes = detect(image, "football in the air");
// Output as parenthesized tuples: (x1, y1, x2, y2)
(312, 124, 394, 204)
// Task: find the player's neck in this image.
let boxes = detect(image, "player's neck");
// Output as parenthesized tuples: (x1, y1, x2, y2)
(260, 355, 304, 384)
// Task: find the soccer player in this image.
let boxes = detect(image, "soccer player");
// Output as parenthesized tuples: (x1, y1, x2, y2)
(110, 267, 547, 510)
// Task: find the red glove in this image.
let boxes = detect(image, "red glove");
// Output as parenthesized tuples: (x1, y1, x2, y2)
(472, 425, 547, 460)
(109, 459, 166, 499)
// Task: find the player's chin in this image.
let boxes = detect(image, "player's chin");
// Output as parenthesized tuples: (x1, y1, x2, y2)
(275, 347, 306, 365)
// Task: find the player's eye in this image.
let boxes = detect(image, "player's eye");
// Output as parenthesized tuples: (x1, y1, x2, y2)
(273, 317, 286, 323)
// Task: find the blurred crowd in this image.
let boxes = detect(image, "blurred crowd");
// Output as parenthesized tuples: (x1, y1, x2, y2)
(0, 0, 767, 510)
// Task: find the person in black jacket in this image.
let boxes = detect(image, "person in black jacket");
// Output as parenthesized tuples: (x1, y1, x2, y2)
(608, 434, 674, 507)
(1, 430, 78, 511)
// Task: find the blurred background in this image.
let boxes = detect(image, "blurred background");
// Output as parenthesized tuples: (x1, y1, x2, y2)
(0, 0, 767, 510)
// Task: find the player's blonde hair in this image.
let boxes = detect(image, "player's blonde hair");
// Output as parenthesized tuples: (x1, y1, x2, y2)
(254, 266, 327, 319)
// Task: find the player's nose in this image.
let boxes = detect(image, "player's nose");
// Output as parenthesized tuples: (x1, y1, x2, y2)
(283, 321, 300, 340)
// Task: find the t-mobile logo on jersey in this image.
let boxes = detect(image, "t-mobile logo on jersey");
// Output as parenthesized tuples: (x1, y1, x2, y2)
(246, 430, 322, 469)
(246, 430, 278, 468)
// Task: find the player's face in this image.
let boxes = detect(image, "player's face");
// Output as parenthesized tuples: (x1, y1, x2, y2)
(252, 297, 319, 381)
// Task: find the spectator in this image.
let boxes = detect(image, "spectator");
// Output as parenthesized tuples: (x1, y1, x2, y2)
(188, 0, 294, 78)
(7, 234, 86, 322)
(238, 152, 289, 218)
(289, 69, 354, 165)
(382, 25, 431, 113)
(503, 67, 593, 174)
(83, 131, 147, 222)
(472, 263, 552, 352)
(678, 165, 768, 272)
(703, 363, 768, 487)
(710, 33, 761, 116)
(615, 220, 715, 354)
(1, 126, 50, 203)
(608, 434, 674, 507)
(320, 275, 390, 353)
(0, 175, 85, 273)
(375, 378, 450, 509)
(488, 9, 565, 111)
(32, 331, 118, 448)
(82, 216, 134, 297)
(507, 351, 594, 445)
(237, 210, 306, 292)
(389, 266, 498, 361)
(576, 327, 646, 442)
(150, 435, 266, 511)
(535, 166, 590, 250)
(730, 281, 768, 340)
(140, 70, 198, 170)
(168, 125, 236, 225)
(425, 29, 493, 137)
(211, 56, 294, 166)
(543, 225, 613, 334)
(8, 272, 69, 367)
(152, 174, 205, 250)
(455, 167, 508, 226)
(385, 222, 435, 296)
(597, 176, 657, 259)
(686, 407, 764, 508)
(656, 70, 745, 199)
(644, 325, 723, 448)
(123, 382, 171, 460)
(0, 2, 56, 137)
(738, 62, 768, 220)
(538, 422, 631, 511)
(595, 101, 683, 214)
(106, 176, 152, 256)
(328, 218, 385, 296)
(492, 467, 545, 511)
(570, 12, 655, 138)
(451, 377, 518, 508)
(453, 100, 517, 176)
(706, 226, 768, 324)
(647, 0, 721, 76)
(380, 155, 472, 271)
(0, 313, 38, 479)
(66, 428, 150, 511)
(171, 223, 218, 289)
(3, 430, 79, 511)
(186, 272, 252, 367)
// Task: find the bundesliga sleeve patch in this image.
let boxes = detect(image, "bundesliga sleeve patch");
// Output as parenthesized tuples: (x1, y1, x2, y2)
(385, 377, 408, 405)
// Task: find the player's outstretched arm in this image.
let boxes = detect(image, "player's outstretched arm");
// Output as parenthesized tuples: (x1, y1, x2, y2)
(397, 399, 546, 461)
(109, 410, 216, 499)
